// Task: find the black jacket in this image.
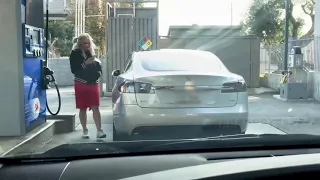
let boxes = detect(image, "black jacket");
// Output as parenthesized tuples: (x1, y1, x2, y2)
(69, 49, 102, 84)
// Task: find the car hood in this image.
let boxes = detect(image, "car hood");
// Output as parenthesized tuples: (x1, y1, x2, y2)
(3, 123, 289, 159)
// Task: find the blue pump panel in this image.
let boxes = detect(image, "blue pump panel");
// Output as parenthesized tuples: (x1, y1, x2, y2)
(23, 24, 46, 129)
(24, 60, 46, 128)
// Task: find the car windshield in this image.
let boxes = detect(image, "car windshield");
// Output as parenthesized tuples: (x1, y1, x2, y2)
(139, 51, 225, 72)
(1, 0, 319, 160)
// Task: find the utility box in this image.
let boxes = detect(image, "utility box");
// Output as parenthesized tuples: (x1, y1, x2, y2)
(279, 46, 309, 100)
(288, 46, 303, 69)
(280, 83, 308, 99)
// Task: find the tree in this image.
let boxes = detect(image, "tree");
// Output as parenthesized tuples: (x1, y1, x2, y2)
(63, 0, 145, 55)
(241, 0, 315, 71)
(300, 0, 315, 39)
(44, 0, 75, 57)
(241, 0, 285, 45)
(86, 0, 106, 54)
(241, 0, 315, 45)
(46, 20, 74, 57)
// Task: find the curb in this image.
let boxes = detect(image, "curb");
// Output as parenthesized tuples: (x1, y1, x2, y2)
(248, 88, 280, 95)
(248, 91, 280, 95)
(272, 95, 316, 103)
(1, 121, 55, 157)
(1, 114, 77, 157)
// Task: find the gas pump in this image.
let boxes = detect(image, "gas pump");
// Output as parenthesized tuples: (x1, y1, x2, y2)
(23, 24, 46, 130)
(22, 0, 61, 132)
(279, 46, 308, 100)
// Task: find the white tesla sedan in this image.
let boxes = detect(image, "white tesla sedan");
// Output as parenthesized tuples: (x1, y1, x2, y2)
(111, 49, 248, 141)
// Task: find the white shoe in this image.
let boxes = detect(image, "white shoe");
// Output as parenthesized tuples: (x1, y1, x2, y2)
(97, 130, 106, 138)
(82, 129, 89, 139)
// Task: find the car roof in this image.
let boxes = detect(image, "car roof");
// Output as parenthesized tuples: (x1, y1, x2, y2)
(132, 49, 229, 72)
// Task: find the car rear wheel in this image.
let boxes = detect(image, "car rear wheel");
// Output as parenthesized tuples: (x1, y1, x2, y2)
(113, 123, 130, 141)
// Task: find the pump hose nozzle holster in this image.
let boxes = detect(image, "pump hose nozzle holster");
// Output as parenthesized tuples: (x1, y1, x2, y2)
(42, 66, 55, 89)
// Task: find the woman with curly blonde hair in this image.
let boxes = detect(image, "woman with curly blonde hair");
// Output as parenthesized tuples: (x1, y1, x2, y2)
(69, 33, 106, 139)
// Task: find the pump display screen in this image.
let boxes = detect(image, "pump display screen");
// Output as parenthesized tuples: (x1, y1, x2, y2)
(31, 30, 39, 45)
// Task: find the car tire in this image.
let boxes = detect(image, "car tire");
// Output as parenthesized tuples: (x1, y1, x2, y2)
(113, 123, 130, 141)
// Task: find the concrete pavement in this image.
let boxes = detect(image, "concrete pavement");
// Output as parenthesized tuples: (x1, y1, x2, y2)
(36, 86, 320, 153)
(249, 94, 320, 134)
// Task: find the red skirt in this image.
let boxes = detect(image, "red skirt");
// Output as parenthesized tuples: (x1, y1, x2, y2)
(74, 81, 100, 109)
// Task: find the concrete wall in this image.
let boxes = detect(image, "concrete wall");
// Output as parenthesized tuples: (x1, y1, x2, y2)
(308, 72, 320, 101)
(159, 37, 261, 88)
(48, 58, 107, 86)
(47, 58, 73, 86)
(260, 73, 282, 90)
(168, 26, 242, 37)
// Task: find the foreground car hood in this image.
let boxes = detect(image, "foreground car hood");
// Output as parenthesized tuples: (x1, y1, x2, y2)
(4, 123, 288, 159)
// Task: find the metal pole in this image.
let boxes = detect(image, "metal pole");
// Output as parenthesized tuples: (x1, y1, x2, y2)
(156, 1, 159, 49)
(45, 0, 49, 64)
(284, 0, 290, 71)
(82, 0, 86, 33)
(75, 0, 78, 37)
(133, 0, 136, 17)
(230, 1, 233, 26)
(80, 0, 82, 34)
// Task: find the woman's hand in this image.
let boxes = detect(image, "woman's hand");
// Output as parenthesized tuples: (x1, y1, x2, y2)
(85, 57, 94, 65)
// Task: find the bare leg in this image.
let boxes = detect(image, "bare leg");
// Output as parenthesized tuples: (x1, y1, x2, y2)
(91, 106, 101, 130)
(79, 109, 89, 138)
(91, 106, 106, 138)
(79, 109, 88, 130)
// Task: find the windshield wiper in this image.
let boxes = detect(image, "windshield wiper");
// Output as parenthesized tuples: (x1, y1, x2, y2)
(3, 134, 320, 162)
(139, 133, 320, 152)
(190, 133, 320, 141)
(194, 133, 262, 140)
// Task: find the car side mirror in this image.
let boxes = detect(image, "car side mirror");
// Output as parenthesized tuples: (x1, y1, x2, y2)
(111, 69, 120, 77)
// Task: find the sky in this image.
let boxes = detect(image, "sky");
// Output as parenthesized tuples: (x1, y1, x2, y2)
(152, 0, 253, 36)
(144, 0, 312, 36)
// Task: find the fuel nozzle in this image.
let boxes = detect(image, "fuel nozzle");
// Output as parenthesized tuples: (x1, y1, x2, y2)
(44, 66, 54, 76)
(42, 66, 56, 89)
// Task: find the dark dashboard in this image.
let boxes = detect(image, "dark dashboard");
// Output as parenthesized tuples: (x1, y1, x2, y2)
(1, 148, 320, 180)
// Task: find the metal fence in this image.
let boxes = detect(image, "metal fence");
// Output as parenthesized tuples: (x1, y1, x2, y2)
(260, 38, 316, 74)
(106, 17, 158, 91)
